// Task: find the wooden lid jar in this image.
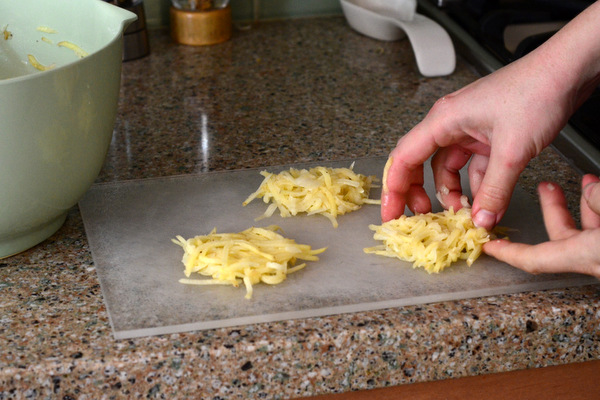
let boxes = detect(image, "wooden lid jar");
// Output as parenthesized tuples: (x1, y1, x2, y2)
(170, 5, 232, 46)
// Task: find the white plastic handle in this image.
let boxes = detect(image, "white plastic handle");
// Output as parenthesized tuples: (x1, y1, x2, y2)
(394, 13, 456, 77)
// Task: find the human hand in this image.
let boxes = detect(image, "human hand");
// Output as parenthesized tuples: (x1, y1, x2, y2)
(484, 174, 600, 278)
(381, 1, 600, 230)
(381, 55, 570, 229)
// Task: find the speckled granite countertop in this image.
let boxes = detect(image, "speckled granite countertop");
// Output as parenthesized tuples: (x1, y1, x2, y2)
(2, 17, 599, 399)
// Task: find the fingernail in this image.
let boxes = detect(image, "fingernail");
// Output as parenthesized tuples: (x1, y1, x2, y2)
(583, 182, 598, 200)
(473, 209, 496, 230)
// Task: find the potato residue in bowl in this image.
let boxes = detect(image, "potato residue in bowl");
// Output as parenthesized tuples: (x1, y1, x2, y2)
(57, 40, 88, 58)
(2, 25, 12, 40)
(27, 54, 55, 71)
(17, 25, 89, 71)
(243, 163, 381, 228)
(364, 207, 490, 273)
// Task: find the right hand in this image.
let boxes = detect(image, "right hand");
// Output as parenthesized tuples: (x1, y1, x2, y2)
(381, 1, 600, 230)
(382, 54, 570, 229)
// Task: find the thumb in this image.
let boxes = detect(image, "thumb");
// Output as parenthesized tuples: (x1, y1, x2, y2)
(471, 150, 524, 230)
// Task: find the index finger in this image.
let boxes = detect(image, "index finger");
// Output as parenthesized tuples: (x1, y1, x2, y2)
(380, 122, 444, 222)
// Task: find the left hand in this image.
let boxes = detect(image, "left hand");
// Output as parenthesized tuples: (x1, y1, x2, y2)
(484, 174, 600, 278)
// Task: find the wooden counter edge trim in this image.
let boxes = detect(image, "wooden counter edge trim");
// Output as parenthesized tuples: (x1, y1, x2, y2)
(297, 360, 600, 400)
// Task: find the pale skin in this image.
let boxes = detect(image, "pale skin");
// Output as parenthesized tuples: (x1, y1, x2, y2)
(487, 174, 600, 278)
(381, 1, 600, 277)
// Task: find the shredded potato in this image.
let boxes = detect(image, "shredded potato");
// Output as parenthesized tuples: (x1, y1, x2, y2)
(172, 226, 326, 299)
(36, 26, 58, 34)
(364, 207, 490, 273)
(2, 25, 12, 40)
(243, 163, 380, 228)
(22, 25, 88, 71)
(27, 54, 55, 71)
(57, 40, 88, 58)
(382, 157, 392, 194)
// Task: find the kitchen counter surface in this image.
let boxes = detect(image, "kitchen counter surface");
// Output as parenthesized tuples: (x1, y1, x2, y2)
(2, 17, 599, 399)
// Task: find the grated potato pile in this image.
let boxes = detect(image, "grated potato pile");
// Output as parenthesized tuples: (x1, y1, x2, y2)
(172, 225, 326, 299)
(243, 163, 380, 228)
(364, 207, 490, 273)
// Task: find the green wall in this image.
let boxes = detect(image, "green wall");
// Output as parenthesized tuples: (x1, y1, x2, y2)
(144, 0, 343, 28)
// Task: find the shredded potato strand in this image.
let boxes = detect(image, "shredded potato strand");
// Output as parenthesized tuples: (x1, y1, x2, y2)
(3, 25, 12, 40)
(36, 26, 58, 34)
(57, 41, 88, 58)
(24, 25, 88, 71)
(172, 225, 326, 299)
(243, 164, 380, 228)
(364, 208, 490, 273)
(27, 54, 55, 71)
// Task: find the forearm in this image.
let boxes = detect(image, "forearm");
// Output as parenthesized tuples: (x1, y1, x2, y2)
(533, 1, 600, 113)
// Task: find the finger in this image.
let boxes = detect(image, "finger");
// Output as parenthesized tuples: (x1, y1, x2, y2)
(484, 233, 600, 278)
(381, 139, 434, 222)
(407, 184, 431, 214)
(382, 117, 452, 221)
(581, 174, 600, 229)
(405, 163, 432, 215)
(381, 157, 431, 221)
(385, 129, 439, 194)
(381, 189, 407, 222)
(537, 182, 577, 240)
(484, 240, 576, 276)
(431, 145, 472, 210)
(467, 153, 489, 200)
(471, 144, 527, 230)
(385, 94, 473, 194)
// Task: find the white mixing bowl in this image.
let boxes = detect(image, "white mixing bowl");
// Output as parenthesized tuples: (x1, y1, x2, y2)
(0, 0, 136, 258)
